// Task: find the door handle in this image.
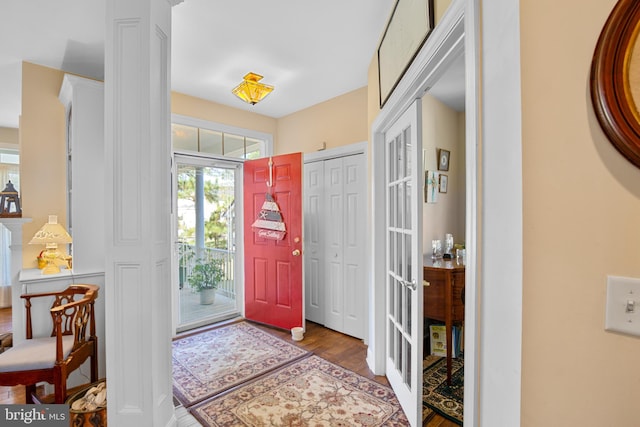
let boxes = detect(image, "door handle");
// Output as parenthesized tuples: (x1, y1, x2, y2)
(400, 279, 417, 291)
(292, 249, 301, 256)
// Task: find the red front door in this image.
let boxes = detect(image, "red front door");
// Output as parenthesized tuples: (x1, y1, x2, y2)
(243, 153, 303, 330)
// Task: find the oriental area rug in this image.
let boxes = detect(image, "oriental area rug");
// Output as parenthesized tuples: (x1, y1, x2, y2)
(172, 321, 309, 407)
(190, 355, 409, 427)
(422, 355, 464, 425)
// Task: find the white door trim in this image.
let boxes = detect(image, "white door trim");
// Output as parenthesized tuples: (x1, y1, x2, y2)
(369, 0, 465, 374)
(369, 1, 524, 426)
(303, 141, 367, 164)
(367, 0, 480, 426)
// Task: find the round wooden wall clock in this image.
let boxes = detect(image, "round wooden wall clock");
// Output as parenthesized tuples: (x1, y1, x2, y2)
(591, 0, 640, 168)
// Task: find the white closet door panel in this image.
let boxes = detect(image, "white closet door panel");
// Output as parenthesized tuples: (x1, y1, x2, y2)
(343, 263, 362, 337)
(342, 154, 366, 338)
(324, 158, 344, 330)
(304, 161, 324, 323)
(325, 259, 344, 330)
(304, 151, 367, 339)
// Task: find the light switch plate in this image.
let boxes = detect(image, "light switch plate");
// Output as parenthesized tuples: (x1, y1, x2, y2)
(605, 275, 640, 337)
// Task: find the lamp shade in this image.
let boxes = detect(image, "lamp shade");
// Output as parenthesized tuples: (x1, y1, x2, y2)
(232, 72, 274, 105)
(29, 215, 72, 246)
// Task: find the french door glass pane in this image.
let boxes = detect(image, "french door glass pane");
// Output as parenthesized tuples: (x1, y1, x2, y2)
(389, 138, 396, 182)
(397, 183, 404, 229)
(396, 136, 404, 180)
(404, 337, 412, 386)
(404, 128, 412, 177)
(389, 186, 395, 227)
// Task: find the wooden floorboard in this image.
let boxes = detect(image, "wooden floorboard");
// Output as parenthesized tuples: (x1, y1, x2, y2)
(0, 308, 458, 426)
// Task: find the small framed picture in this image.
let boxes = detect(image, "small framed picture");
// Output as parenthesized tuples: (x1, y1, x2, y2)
(438, 149, 450, 171)
(439, 174, 448, 193)
(425, 170, 439, 203)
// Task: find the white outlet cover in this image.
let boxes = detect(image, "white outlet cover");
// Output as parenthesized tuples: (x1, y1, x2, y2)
(605, 275, 640, 337)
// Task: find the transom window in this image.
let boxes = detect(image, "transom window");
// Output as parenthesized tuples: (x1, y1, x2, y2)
(171, 120, 269, 160)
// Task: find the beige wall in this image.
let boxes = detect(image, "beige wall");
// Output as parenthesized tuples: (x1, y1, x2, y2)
(276, 87, 368, 155)
(434, 0, 453, 25)
(0, 127, 19, 146)
(521, 0, 640, 425)
(20, 67, 368, 268)
(20, 62, 67, 268)
(421, 94, 465, 253)
(367, 0, 640, 425)
(171, 92, 278, 140)
(172, 89, 368, 157)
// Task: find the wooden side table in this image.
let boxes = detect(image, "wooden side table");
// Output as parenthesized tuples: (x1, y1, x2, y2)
(423, 256, 465, 384)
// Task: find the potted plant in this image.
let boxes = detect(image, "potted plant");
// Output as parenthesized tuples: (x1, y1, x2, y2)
(188, 257, 224, 305)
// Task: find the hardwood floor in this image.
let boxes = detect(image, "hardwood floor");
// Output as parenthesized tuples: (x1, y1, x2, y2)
(0, 308, 457, 426)
(0, 307, 25, 404)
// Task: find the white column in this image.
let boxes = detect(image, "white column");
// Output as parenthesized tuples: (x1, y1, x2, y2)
(105, 0, 182, 425)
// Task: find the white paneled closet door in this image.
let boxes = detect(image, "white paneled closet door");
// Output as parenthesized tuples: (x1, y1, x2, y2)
(304, 161, 325, 324)
(304, 153, 366, 339)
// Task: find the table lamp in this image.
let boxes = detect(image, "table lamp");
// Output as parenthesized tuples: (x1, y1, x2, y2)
(29, 215, 72, 275)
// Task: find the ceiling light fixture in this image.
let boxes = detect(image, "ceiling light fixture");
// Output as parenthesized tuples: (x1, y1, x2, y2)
(232, 72, 274, 105)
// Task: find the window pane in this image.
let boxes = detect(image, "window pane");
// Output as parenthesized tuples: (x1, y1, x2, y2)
(223, 133, 245, 158)
(404, 127, 411, 177)
(388, 185, 395, 227)
(200, 129, 223, 155)
(172, 124, 198, 151)
(172, 122, 268, 160)
(245, 137, 264, 159)
(388, 139, 395, 182)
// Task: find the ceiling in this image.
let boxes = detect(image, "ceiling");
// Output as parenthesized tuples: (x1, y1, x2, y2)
(0, 0, 464, 130)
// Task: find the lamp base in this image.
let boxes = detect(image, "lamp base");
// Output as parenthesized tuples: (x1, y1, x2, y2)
(41, 262, 62, 275)
(40, 249, 63, 275)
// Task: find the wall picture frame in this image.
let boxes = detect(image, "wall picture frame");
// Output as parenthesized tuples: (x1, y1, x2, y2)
(591, 0, 640, 169)
(425, 170, 439, 203)
(378, 0, 435, 108)
(437, 148, 450, 171)
(439, 174, 448, 193)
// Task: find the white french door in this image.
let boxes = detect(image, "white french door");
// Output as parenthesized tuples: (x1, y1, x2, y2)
(173, 153, 243, 332)
(385, 100, 423, 427)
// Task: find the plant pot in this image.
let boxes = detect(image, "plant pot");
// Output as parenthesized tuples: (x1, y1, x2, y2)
(199, 288, 216, 305)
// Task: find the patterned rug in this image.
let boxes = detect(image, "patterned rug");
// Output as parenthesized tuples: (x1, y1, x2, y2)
(190, 355, 409, 427)
(172, 321, 309, 407)
(422, 355, 464, 425)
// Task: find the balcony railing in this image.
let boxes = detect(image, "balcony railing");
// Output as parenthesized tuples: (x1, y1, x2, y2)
(178, 242, 235, 299)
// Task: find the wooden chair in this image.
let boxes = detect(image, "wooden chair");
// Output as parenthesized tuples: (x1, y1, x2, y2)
(0, 284, 99, 403)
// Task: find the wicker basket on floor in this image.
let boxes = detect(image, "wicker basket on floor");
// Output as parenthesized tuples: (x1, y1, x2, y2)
(66, 381, 107, 427)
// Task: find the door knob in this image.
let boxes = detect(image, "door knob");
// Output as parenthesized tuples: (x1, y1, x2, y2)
(292, 249, 301, 256)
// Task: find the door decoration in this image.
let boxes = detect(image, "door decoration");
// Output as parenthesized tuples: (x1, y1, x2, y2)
(252, 193, 286, 240)
(252, 157, 287, 240)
